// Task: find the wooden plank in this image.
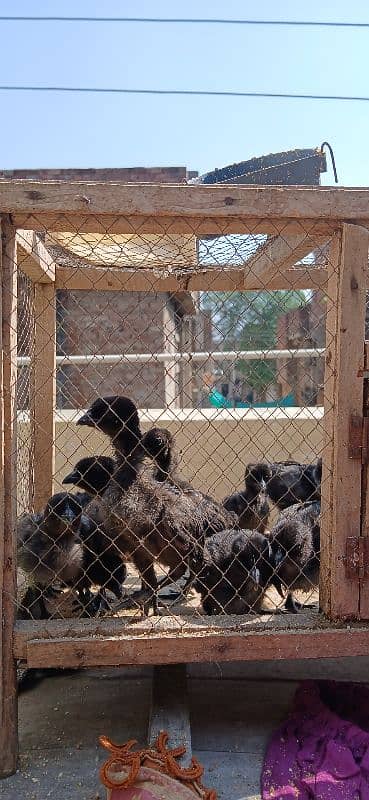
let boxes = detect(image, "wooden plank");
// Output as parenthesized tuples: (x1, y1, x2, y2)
(16, 230, 55, 283)
(30, 283, 56, 510)
(55, 265, 329, 292)
(2, 181, 369, 220)
(148, 665, 191, 765)
(359, 342, 369, 618)
(0, 217, 18, 777)
(320, 225, 369, 620)
(243, 228, 328, 287)
(12, 610, 323, 659)
(12, 212, 336, 237)
(19, 626, 369, 667)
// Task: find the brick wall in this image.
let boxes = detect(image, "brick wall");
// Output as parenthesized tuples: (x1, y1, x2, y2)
(57, 291, 179, 409)
(0, 166, 192, 181)
(56, 166, 193, 409)
(15, 166, 198, 410)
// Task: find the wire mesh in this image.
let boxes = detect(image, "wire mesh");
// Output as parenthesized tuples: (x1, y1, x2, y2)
(11, 212, 341, 635)
(17, 270, 34, 514)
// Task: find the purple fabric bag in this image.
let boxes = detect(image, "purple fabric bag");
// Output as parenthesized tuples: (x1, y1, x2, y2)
(262, 681, 369, 800)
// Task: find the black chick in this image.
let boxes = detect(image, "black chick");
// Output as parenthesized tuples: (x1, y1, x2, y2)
(77, 397, 219, 615)
(142, 426, 236, 535)
(222, 463, 270, 532)
(248, 458, 321, 510)
(18, 492, 84, 587)
(63, 455, 115, 501)
(141, 426, 238, 594)
(62, 456, 127, 603)
(142, 427, 181, 486)
(193, 529, 274, 616)
(268, 500, 320, 613)
(17, 492, 85, 618)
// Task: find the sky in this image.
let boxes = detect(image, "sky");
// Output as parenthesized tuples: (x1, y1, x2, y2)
(1, 0, 369, 185)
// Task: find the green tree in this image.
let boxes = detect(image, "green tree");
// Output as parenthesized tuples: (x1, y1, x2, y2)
(202, 290, 307, 397)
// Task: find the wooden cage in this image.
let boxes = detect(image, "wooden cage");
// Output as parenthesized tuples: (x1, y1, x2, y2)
(2, 180, 369, 775)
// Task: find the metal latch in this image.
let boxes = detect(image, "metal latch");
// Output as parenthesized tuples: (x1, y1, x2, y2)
(348, 414, 369, 463)
(346, 537, 369, 579)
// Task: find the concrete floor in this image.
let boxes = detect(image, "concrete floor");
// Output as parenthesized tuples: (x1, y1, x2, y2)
(2, 657, 369, 800)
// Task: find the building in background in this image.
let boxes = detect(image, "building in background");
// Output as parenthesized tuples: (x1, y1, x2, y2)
(12, 147, 332, 410)
(276, 292, 326, 406)
(14, 166, 212, 410)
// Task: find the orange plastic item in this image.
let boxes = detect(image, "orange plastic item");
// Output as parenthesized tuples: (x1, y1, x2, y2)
(99, 732, 217, 800)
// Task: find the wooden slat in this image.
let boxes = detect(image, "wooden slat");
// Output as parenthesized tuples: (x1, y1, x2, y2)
(320, 225, 369, 620)
(359, 342, 369, 618)
(12, 611, 322, 659)
(30, 283, 56, 510)
(12, 212, 337, 237)
(55, 265, 329, 292)
(0, 217, 18, 777)
(18, 627, 369, 667)
(148, 665, 191, 765)
(243, 228, 328, 287)
(16, 230, 55, 283)
(2, 181, 369, 220)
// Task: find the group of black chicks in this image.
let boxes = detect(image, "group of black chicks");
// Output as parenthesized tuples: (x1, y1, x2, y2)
(17, 395, 322, 622)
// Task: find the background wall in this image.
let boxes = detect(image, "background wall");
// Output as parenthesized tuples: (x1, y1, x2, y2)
(17, 408, 323, 512)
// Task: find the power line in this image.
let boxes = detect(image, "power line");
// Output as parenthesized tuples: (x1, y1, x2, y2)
(0, 86, 368, 102)
(0, 16, 369, 28)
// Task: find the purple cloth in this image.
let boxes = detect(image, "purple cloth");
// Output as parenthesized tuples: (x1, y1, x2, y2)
(261, 682, 369, 800)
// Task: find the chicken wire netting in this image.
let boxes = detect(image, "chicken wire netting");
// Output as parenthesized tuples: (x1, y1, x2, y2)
(17, 270, 34, 514)
(13, 216, 340, 633)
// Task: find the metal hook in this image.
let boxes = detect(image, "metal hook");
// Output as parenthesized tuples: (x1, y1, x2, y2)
(320, 141, 338, 183)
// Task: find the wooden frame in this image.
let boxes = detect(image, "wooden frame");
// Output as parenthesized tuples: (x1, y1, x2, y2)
(320, 226, 369, 618)
(2, 180, 369, 221)
(0, 218, 18, 777)
(55, 264, 329, 292)
(14, 621, 369, 668)
(16, 230, 55, 284)
(29, 283, 56, 511)
(243, 226, 329, 287)
(2, 181, 369, 776)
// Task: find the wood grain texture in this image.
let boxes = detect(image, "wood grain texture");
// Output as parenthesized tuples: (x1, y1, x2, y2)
(243, 228, 329, 287)
(55, 265, 329, 292)
(359, 342, 369, 618)
(1, 181, 369, 220)
(16, 230, 55, 283)
(30, 283, 56, 510)
(321, 225, 369, 619)
(19, 626, 369, 668)
(0, 217, 18, 777)
(11, 212, 337, 237)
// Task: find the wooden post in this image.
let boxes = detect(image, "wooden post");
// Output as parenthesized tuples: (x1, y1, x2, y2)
(320, 224, 369, 620)
(358, 342, 369, 619)
(0, 216, 18, 776)
(30, 283, 56, 511)
(148, 665, 192, 766)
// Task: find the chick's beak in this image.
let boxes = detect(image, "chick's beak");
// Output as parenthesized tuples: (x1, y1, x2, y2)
(76, 412, 94, 427)
(62, 471, 78, 485)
